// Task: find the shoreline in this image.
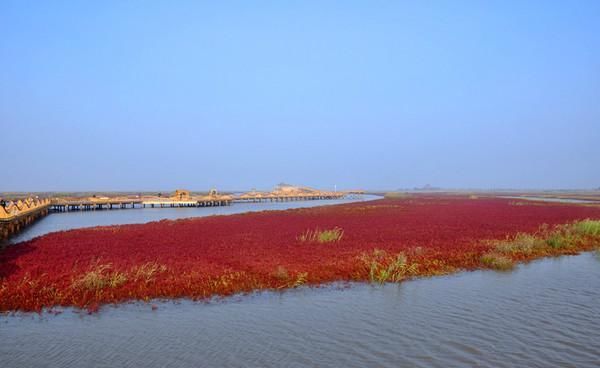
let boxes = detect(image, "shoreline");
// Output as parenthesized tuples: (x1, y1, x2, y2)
(2, 250, 598, 317)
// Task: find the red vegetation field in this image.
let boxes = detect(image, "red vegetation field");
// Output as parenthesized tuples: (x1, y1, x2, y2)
(2, 196, 600, 312)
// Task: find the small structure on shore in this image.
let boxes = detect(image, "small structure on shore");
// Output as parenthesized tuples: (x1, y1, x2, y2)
(172, 189, 191, 201)
(237, 184, 345, 202)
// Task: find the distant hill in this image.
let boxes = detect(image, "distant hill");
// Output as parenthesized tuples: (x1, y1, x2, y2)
(413, 184, 441, 191)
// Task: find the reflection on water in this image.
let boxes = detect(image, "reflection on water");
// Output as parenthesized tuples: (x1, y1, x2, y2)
(2, 253, 599, 368)
(8, 195, 380, 244)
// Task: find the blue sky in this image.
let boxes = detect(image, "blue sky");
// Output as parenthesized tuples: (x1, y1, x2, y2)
(1, 1, 599, 191)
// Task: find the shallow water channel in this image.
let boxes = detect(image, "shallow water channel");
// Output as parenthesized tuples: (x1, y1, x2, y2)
(2, 196, 600, 367)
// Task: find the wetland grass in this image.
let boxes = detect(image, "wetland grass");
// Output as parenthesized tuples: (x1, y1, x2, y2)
(297, 227, 344, 243)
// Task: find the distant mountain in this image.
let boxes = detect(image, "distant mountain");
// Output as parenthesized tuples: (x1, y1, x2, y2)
(413, 184, 441, 191)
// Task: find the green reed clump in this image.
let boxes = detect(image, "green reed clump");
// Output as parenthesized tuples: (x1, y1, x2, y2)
(545, 233, 570, 249)
(544, 219, 600, 249)
(480, 253, 515, 271)
(72, 264, 127, 291)
(360, 249, 418, 284)
(131, 262, 167, 283)
(297, 227, 344, 243)
(494, 233, 545, 255)
(483, 219, 600, 271)
(571, 219, 600, 237)
(543, 224, 581, 249)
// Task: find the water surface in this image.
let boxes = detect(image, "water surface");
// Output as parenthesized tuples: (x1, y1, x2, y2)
(2, 252, 599, 367)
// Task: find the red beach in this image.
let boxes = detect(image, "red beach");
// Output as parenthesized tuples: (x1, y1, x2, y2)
(2, 195, 600, 312)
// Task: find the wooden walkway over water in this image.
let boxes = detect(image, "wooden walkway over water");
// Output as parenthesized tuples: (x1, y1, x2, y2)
(50, 197, 234, 212)
(0, 198, 50, 240)
(1, 186, 358, 240)
(48, 186, 351, 212)
(236, 192, 345, 202)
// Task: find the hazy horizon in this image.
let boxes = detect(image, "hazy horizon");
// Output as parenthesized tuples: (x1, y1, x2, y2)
(2, 1, 599, 192)
(2, 185, 599, 195)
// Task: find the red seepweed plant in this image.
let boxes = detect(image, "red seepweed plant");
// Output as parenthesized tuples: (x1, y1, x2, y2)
(1, 195, 600, 312)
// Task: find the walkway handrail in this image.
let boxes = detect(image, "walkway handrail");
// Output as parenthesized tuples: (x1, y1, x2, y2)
(0, 198, 51, 221)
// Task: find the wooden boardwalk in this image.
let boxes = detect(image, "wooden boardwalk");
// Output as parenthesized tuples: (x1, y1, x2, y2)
(1, 186, 357, 240)
(235, 192, 345, 202)
(48, 186, 350, 211)
(0, 198, 50, 240)
(50, 197, 233, 212)
(50, 198, 143, 211)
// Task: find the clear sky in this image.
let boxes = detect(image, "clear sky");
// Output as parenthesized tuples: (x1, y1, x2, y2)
(1, 1, 599, 191)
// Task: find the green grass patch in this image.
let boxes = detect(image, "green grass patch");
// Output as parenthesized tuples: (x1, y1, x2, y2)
(545, 233, 571, 249)
(297, 227, 344, 243)
(572, 219, 600, 237)
(543, 224, 581, 249)
(360, 249, 418, 284)
(481, 253, 514, 271)
(72, 264, 127, 291)
(494, 233, 545, 255)
(492, 219, 600, 254)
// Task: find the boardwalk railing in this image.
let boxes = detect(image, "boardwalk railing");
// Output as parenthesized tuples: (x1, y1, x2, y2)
(0, 198, 51, 221)
(0, 198, 51, 240)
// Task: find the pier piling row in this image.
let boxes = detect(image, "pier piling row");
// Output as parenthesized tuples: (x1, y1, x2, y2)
(49, 199, 234, 212)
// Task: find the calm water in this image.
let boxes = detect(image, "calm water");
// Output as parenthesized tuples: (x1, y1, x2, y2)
(2, 253, 599, 367)
(8, 195, 380, 244)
